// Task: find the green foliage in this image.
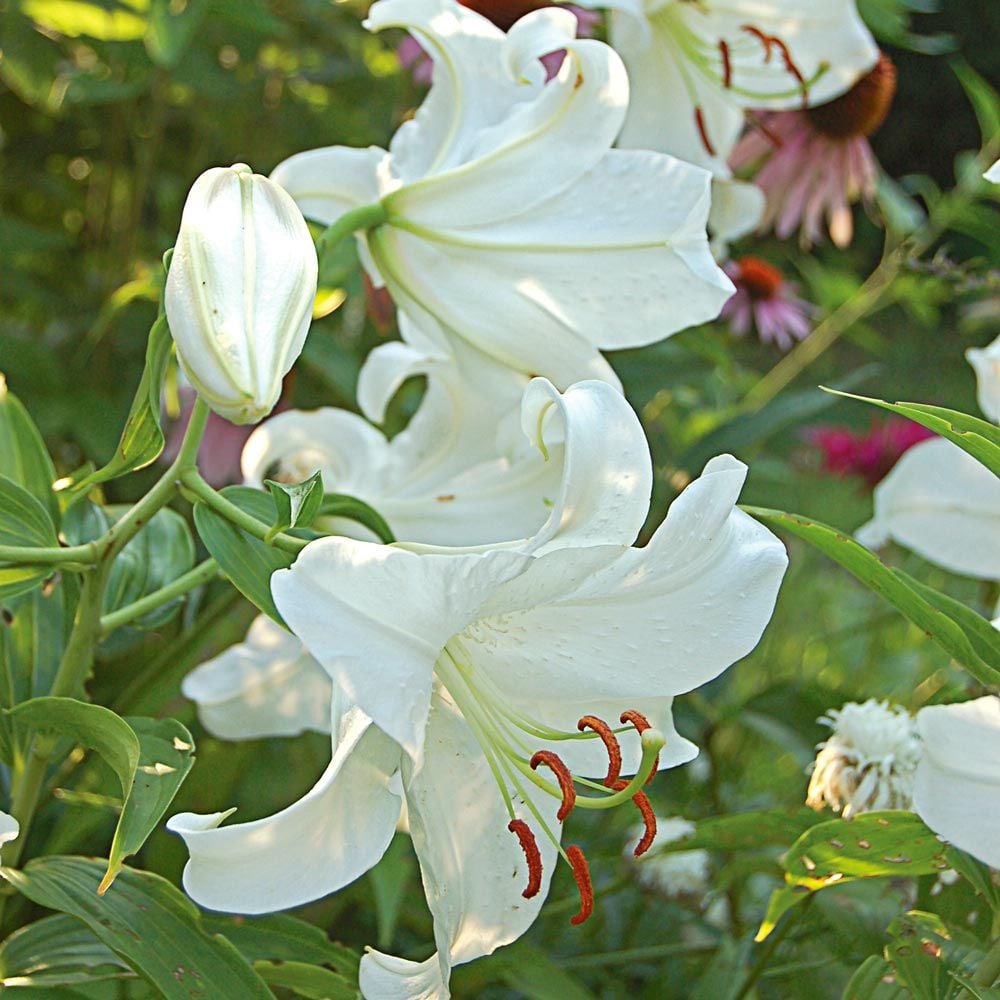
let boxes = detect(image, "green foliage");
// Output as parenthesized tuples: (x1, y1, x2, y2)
(193, 486, 295, 623)
(0, 475, 60, 600)
(2, 857, 273, 998)
(264, 470, 324, 541)
(0, 376, 58, 523)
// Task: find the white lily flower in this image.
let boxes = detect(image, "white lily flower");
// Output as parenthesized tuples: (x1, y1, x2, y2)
(967, 333, 1000, 424)
(914, 696, 1000, 869)
(241, 324, 588, 547)
(271, 0, 733, 388)
(577, 0, 878, 180)
(985, 158, 1000, 184)
(170, 378, 787, 998)
(0, 812, 18, 855)
(165, 164, 318, 424)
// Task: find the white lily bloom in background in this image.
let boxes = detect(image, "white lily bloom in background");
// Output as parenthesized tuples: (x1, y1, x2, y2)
(170, 378, 787, 999)
(272, 0, 733, 388)
(967, 333, 1000, 424)
(857, 339, 1000, 579)
(241, 322, 600, 547)
(165, 164, 318, 424)
(986, 158, 1000, 184)
(914, 696, 1000, 869)
(0, 813, 18, 855)
(571, 0, 877, 248)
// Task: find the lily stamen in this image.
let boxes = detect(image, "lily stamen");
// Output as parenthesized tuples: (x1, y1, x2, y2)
(530, 750, 577, 821)
(566, 845, 594, 926)
(508, 819, 543, 898)
(620, 710, 660, 782)
(577, 715, 623, 786)
(609, 778, 658, 857)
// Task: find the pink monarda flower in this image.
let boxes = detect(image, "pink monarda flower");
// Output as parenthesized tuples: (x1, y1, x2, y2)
(730, 53, 897, 248)
(721, 256, 813, 351)
(804, 417, 934, 488)
(397, 2, 599, 84)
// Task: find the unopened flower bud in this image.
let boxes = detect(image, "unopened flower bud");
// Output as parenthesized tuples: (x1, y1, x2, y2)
(165, 163, 318, 425)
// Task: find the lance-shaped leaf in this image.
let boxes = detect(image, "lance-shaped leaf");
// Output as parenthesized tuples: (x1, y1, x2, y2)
(193, 486, 296, 623)
(264, 471, 324, 543)
(76, 306, 173, 490)
(0, 375, 58, 524)
(1, 857, 272, 999)
(317, 492, 396, 545)
(823, 388, 1000, 478)
(0, 475, 60, 600)
(744, 507, 1000, 687)
(7, 698, 195, 891)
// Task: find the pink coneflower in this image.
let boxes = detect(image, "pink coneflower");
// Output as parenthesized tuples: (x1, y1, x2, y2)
(730, 53, 897, 248)
(721, 256, 814, 351)
(397, 3, 600, 84)
(804, 417, 934, 488)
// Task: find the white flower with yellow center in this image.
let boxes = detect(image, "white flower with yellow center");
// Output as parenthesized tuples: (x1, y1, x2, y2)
(169, 378, 787, 999)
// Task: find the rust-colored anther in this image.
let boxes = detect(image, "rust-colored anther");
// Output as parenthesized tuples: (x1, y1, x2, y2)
(718, 39, 732, 89)
(577, 715, 623, 788)
(508, 819, 542, 899)
(740, 25, 809, 106)
(620, 710, 660, 783)
(741, 24, 773, 63)
(610, 779, 658, 857)
(530, 750, 576, 821)
(694, 107, 716, 157)
(566, 845, 594, 926)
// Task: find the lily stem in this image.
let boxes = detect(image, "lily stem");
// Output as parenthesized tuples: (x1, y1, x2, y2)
(316, 201, 389, 261)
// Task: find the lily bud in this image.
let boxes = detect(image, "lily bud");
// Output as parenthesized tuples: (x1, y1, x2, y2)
(166, 163, 317, 425)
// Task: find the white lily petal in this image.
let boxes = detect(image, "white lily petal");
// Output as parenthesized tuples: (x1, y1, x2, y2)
(368, 0, 538, 183)
(371, 153, 731, 384)
(966, 333, 1000, 424)
(914, 697, 1000, 869)
(389, 12, 629, 228)
(467, 455, 787, 704)
(856, 438, 1000, 579)
(270, 145, 387, 227)
(519, 378, 652, 552)
(0, 811, 18, 852)
(611, 17, 746, 174)
(708, 178, 766, 257)
(271, 540, 533, 760)
(361, 692, 559, 998)
(986, 158, 1000, 184)
(181, 616, 332, 740)
(167, 706, 402, 913)
(241, 407, 393, 495)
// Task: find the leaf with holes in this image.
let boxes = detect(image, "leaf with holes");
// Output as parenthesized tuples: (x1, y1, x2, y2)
(757, 812, 951, 940)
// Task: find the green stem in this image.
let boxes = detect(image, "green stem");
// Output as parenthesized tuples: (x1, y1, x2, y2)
(972, 936, 1000, 989)
(733, 897, 813, 1000)
(316, 202, 388, 260)
(99, 558, 220, 636)
(0, 543, 98, 566)
(180, 469, 308, 554)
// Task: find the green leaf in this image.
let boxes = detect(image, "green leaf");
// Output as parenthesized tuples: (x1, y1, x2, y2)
(0, 375, 58, 524)
(946, 848, 1000, 913)
(489, 941, 596, 1000)
(0, 474, 59, 550)
(318, 493, 396, 544)
(252, 960, 357, 999)
(885, 911, 983, 1000)
(757, 812, 951, 940)
(952, 59, 1000, 147)
(201, 913, 360, 973)
(193, 487, 295, 624)
(744, 507, 1000, 687)
(264, 471, 325, 543)
(822, 389, 1000, 478)
(21, 0, 149, 40)
(79, 311, 173, 489)
(1, 857, 273, 999)
(842, 955, 908, 999)
(102, 506, 196, 633)
(0, 913, 132, 987)
(648, 807, 823, 854)
(6, 699, 195, 891)
(103, 717, 196, 894)
(144, 0, 208, 67)
(948, 977, 1000, 1000)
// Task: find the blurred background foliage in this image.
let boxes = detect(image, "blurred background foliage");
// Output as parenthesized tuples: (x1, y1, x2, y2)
(1, 0, 999, 996)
